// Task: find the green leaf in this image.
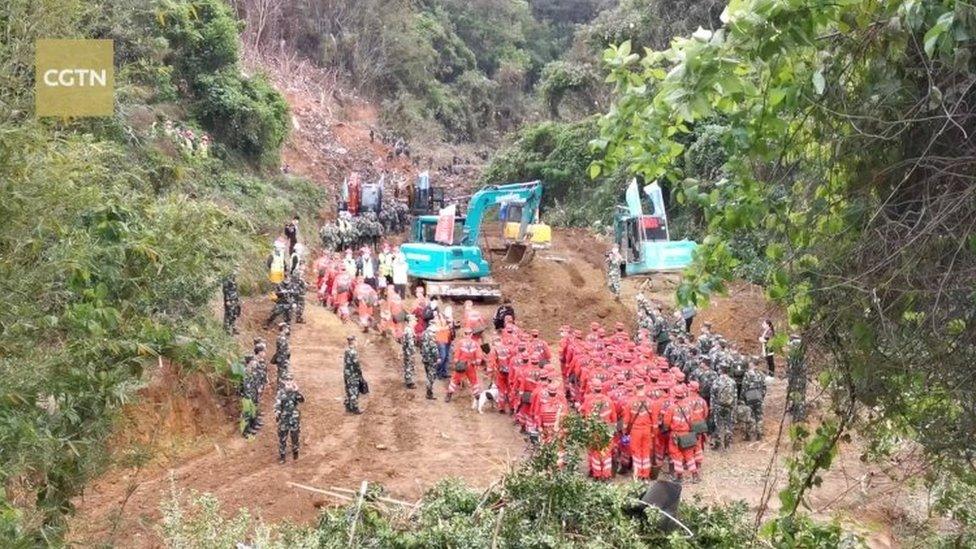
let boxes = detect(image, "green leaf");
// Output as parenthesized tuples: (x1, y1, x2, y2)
(588, 163, 602, 179)
(923, 12, 954, 57)
(812, 70, 826, 95)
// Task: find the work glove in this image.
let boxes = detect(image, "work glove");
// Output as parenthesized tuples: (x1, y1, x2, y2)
(620, 434, 631, 446)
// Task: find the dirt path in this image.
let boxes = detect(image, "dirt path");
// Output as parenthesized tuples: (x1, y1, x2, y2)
(70, 301, 525, 546)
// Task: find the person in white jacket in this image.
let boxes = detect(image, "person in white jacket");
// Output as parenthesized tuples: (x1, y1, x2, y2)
(392, 250, 409, 298)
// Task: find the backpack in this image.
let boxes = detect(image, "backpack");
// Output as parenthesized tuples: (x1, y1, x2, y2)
(715, 380, 735, 407)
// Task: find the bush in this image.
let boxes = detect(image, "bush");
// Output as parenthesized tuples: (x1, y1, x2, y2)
(157, 0, 288, 164)
(192, 69, 289, 165)
(482, 117, 626, 226)
(538, 60, 598, 118)
(158, 0, 241, 82)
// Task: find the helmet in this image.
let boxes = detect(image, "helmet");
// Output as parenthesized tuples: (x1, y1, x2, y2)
(673, 384, 688, 398)
(689, 381, 700, 393)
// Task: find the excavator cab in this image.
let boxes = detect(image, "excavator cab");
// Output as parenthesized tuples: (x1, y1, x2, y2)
(613, 181, 697, 276)
(401, 181, 545, 300)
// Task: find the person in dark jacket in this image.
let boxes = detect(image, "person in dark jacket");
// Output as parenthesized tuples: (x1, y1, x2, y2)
(493, 298, 515, 330)
(284, 215, 299, 256)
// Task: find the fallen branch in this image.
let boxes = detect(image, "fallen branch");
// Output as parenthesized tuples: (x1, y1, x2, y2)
(287, 481, 354, 502)
(328, 485, 414, 507)
(349, 481, 368, 544)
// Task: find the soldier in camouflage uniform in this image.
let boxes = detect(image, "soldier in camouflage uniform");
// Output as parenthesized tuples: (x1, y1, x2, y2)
(786, 334, 807, 422)
(264, 277, 296, 328)
(276, 358, 291, 390)
(401, 315, 418, 389)
(696, 358, 718, 434)
(253, 337, 267, 356)
(605, 245, 623, 299)
(254, 345, 269, 403)
(697, 322, 715, 354)
(222, 275, 242, 334)
(709, 366, 737, 449)
(343, 335, 364, 414)
(420, 323, 440, 400)
(652, 308, 671, 356)
(274, 377, 305, 463)
(728, 348, 749, 400)
(240, 355, 261, 437)
(272, 323, 290, 365)
(292, 276, 308, 324)
(740, 358, 767, 440)
(734, 402, 755, 441)
(635, 293, 654, 333)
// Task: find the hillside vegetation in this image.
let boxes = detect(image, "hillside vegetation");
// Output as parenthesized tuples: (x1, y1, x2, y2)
(0, 0, 324, 541)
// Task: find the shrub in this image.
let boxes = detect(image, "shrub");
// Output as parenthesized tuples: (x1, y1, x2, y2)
(157, 0, 241, 82)
(192, 69, 289, 165)
(483, 117, 626, 226)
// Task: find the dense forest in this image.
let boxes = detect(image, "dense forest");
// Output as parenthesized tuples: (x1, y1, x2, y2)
(2, 0, 975, 546)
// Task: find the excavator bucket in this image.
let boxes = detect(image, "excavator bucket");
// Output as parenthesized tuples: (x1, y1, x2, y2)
(503, 242, 535, 266)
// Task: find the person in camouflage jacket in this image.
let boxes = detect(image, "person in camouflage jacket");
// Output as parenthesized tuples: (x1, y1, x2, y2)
(420, 323, 440, 400)
(274, 378, 305, 463)
(401, 316, 417, 389)
(740, 358, 767, 440)
(343, 335, 364, 414)
(264, 278, 296, 328)
(292, 276, 308, 324)
(709, 367, 737, 450)
(240, 356, 261, 437)
(272, 324, 290, 380)
(222, 275, 242, 334)
(605, 245, 623, 299)
(254, 347, 268, 403)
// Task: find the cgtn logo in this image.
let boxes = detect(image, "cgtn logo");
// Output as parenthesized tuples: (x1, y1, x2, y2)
(36, 39, 114, 117)
(42, 68, 109, 87)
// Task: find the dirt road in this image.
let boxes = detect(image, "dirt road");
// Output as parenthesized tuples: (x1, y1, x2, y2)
(71, 299, 525, 546)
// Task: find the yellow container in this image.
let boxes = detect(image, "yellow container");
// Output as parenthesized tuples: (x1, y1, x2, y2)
(504, 222, 552, 245)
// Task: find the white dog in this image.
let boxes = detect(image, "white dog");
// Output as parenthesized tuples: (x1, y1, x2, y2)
(474, 383, 502, 414)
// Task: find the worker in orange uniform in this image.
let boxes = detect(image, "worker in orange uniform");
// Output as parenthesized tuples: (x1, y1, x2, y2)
(580, 379, 617, 479)
(386, 288, 406, 340)
(332, 269, 353, 321)
(532, 380, 568, 445)
(354, 277, 377, 332)
(687, 381, 709, 473)
(650, 383, 674, 477)
(486, 335, 512, 413)
(663, 384, 700, 483)
(528, 329, 551, 365)
(461, 300, 486, 343)
(621, 379, 656, 480)
(446, 327, 482, 403)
